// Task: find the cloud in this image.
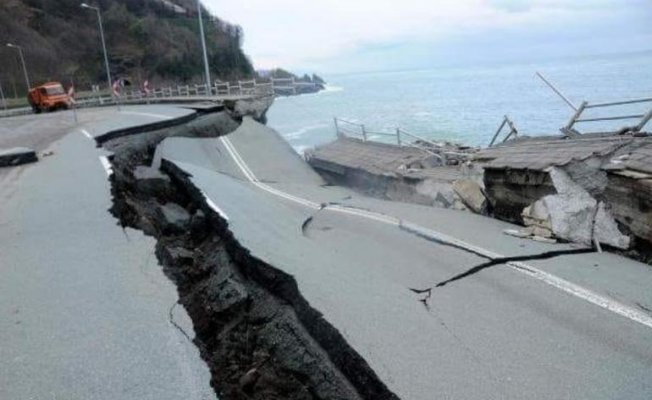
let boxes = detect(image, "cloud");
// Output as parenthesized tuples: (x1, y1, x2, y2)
(203, 0, 652, 72)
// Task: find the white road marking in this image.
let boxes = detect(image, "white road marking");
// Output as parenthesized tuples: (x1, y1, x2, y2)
(201, 190, 229, 221)
(220, 136, 320, 209)
(509, 261, 652, 329)
(218, 135, 652, 330)
(119, 111, 173, 120)
(98, 156, 113, 176)
(80, 129, 93, 140)
(401, 223, 652, 330)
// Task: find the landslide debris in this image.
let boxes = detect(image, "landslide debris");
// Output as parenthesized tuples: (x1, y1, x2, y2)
(102, 112, 399, 400)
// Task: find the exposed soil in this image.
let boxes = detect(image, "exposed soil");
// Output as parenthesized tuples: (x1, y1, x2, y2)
(102, 112, 399, 400)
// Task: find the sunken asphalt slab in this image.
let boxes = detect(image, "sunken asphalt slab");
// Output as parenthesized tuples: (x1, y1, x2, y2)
(0, 147, 37, 167)
(159, 117, 652, 400)
(0, 106, 215, 400)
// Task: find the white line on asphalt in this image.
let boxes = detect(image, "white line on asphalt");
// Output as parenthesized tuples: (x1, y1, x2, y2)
(99, 156, 113, 176)
(509, 261, 652, 329)
(401, 222, 652, 330)
(218, 135, 652, 330)
(201, 190, 230, 221)
(220, 136, 320, 209)
(80, 129, 93, 140)
(119, 111, 173, 120)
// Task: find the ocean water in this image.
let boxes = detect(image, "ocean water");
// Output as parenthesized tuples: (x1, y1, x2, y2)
(267, 52, 652, 153)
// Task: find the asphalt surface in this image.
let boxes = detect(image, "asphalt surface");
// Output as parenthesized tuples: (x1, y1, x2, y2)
(0, 106, 215, 400)
(3, 106, 652, 400)
(159, 117, 652, 400)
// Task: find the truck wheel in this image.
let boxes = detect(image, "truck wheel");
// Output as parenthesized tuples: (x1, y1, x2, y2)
(32, 107, 41, 114)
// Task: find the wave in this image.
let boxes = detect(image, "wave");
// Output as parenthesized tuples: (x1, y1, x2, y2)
(322, 85, 344, 93)
(292, 144, 312, 156)
(283, 123, 330, 139)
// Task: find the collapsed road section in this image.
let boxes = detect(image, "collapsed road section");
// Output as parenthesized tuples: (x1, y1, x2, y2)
(102, 110, 398, 400)
(128, 115, 652, 399)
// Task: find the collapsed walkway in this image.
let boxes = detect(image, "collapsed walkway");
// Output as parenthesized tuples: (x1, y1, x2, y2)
(307, 129, 652, 257)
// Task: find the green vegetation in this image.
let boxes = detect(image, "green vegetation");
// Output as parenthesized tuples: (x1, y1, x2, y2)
(0, 0, 254, 96)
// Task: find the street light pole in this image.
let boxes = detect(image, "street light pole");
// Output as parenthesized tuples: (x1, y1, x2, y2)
(196, 0, 212, 94)
(81, 3, 113, 98)
(0, 81, 7, 111)
(6, 43, 31, 92)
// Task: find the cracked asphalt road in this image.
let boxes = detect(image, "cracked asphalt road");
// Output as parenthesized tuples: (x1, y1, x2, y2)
(0, 107, 215, 400)
(160, 117, 652, 400)
(3, 108, 652, 400)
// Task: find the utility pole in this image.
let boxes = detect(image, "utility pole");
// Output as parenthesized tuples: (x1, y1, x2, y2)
(6, 43, 31, 92)
(81, 3, 113, 100)
(196, 0, 212, 94)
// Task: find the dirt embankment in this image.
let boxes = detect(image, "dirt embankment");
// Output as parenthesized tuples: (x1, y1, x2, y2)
(102, 111, 398, 400)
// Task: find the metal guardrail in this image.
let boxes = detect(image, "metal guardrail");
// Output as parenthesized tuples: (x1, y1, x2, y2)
(534, 71, 652, 137)
(489, 115, 518, 147)
(562, 97, 652, 136)
(0, 78, 320, 118)
(334, 117, 453, 164)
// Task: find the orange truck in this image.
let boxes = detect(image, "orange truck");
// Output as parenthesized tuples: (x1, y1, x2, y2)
(27, 82, 72, 113)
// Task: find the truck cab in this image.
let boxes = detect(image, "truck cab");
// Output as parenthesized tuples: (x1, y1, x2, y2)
(27, 82, 72, 113)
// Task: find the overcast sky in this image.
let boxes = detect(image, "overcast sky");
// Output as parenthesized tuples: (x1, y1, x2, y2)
(203, 0, 652, 74)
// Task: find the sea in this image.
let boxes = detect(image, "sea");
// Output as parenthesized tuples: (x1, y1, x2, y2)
(267, 51, 652, 154)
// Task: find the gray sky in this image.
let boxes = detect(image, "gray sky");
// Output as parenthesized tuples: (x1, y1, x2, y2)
(203, 0, 652, 74)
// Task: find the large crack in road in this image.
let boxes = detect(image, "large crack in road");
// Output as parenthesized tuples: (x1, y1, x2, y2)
(409, 248, 595, 309)
(102, 112, 399, 400)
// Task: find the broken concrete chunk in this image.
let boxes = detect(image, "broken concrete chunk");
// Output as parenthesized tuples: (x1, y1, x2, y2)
(134, 165, 170, 181)
(0, 147, 38, 167)
(452, 179, 487, 214)
(522, 201, 553, 232)
(421, 154, 444, 168)
(562, 158, 608, 197)
(522, 168, 631, 249)
(548, 166, 591, 197)
(531, 235, 557, 244)
(133, 165, 173, 199)
(503, 229, 531, 239)
(594, 202, 631, 250)
(156, 202, 191, 233)
(415, 179, 459, 208)
(503, 228, 557, 243)
(522, 168, 597, 245)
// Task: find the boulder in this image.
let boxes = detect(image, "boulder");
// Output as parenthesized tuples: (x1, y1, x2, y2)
(452, 179, 487, 214)
(415, 179, 465, 210)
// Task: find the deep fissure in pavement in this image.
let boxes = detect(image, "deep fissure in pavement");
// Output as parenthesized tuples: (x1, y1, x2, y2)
(103, 112, 399, 400)
(410, 248, 595, 307)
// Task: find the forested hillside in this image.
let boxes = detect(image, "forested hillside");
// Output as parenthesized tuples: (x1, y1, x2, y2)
(0, 0, 254, 95)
